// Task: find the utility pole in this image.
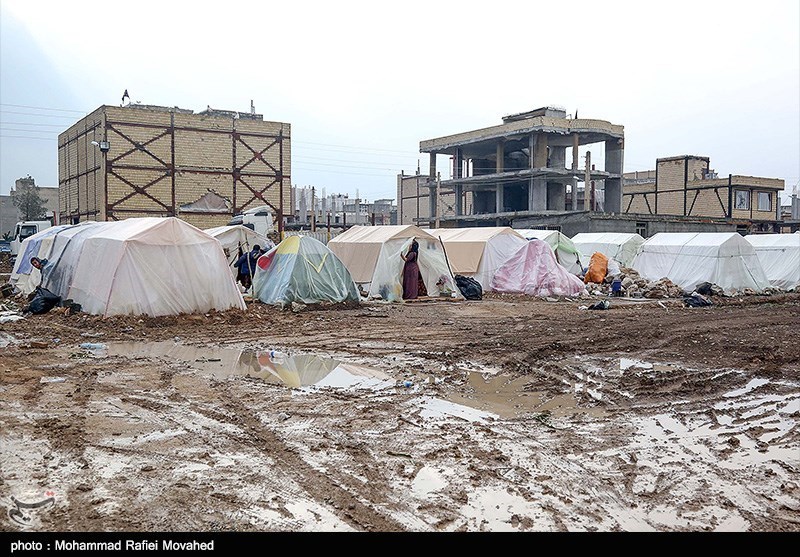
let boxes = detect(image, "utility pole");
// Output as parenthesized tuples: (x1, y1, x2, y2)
(311, 186, 316, 232)
(327, 211, 331, 242)
(435, 172, 441, 228)
(584, 151, 592, 212)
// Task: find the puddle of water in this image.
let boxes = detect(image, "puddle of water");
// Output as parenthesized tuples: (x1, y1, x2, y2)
(102, 341, 392, 391)
(411, 466, 448, 497)
(418, 396, 498, 423)
(620, 358, 679, 373)
(445, 371, 606, 419)
(723, 378, 770, 398)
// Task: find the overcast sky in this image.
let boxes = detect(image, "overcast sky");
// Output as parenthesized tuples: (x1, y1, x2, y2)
(1, 0, 798, 204)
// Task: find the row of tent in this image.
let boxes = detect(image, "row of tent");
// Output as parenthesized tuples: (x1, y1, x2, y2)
(569, 231, 800, 293)
(9, 219, 799, 318)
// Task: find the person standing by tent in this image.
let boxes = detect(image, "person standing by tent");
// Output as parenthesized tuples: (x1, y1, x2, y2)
(234, 244, 263, 290)
(400, 239, 420, 300)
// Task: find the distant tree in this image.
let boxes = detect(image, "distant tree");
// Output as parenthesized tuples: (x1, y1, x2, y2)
(10, 176, 48, 221)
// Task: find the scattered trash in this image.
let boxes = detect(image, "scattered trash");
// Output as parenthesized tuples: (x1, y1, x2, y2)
(79, 342, 107, 351)
(277, 412, 290, 422)
(39, 377, 66, 383)
(0, 311, 24, 323)
(268, 350, 286, 364)
(657, 302, 667, 309)
(587, 300, 610, 310)
(402, 380, 413, 388)
(291, 302, 307, 313)
(684, 293, 713, 307)
(28, 341, 50, 349)
(578, 305, 589, 310)
(455, 274, 482, 300)
(25, 286, 61, 315)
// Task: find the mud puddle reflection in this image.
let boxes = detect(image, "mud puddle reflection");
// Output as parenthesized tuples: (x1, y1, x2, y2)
(100, 341, 394, 390)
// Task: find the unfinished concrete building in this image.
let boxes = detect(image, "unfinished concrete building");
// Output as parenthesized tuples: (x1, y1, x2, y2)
(58, 104, 291, 232)
(418, 107, 624, 228)
(396, 171, 474, 226)
(623, 156, 785, 234)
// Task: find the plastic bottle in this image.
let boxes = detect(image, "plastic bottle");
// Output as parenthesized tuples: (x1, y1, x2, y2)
(268, 350, 286, 364)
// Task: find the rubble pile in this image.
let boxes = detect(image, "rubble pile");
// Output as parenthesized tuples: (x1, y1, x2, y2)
(585, 266, 686, 299)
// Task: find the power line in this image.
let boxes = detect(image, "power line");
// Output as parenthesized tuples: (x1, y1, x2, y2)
(0, 121, 68, 128)
(293, 139, 417, 155)
(0, 127, 57, 134)
(0, 103, 87, 114)
(0, 134, 57, 141)
(0, 109, 78, 119)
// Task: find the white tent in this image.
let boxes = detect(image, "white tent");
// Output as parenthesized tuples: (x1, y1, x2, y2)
(327, 225, 463, 301)
(513, 229, 584, 275)
(426, 227, 528, 291)
(10, 223, 76, 295)
(571, 232, 645, 268)
(205, 225, 271, 272)
(744, 234, 800, 290)
(632, 232, 771, 294)
(14, 217, 245, 316)
(490, 239, 586, 298)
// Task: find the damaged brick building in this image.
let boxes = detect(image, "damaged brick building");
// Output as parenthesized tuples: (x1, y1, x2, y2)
(57, 104, 291, 232)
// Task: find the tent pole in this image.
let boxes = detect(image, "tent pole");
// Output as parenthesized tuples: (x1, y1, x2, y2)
(439, 237, 454, 278)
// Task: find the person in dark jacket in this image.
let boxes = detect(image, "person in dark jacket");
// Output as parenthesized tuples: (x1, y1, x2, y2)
(234, 245, 262, 289)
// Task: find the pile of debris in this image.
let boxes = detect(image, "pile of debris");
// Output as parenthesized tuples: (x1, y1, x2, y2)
(585, 266, 686, 299)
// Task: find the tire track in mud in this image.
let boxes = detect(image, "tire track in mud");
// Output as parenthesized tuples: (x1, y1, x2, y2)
(208, 383, 410, 532)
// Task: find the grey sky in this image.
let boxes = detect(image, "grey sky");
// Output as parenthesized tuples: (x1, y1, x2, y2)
(1, 0, 798, 204)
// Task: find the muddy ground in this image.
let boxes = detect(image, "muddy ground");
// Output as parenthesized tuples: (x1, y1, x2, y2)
(0, 288, 798, 533)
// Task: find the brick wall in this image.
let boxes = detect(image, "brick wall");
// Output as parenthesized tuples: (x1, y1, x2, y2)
(59, 105, 290, 225)
(58, 107, 104, 222)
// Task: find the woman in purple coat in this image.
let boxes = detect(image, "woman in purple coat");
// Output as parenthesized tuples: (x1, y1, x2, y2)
(401, 240, 420, 300)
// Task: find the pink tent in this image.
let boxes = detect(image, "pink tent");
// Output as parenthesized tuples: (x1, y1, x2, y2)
(490, 239, 586, 297)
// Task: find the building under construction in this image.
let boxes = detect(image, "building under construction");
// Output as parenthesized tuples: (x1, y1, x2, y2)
(418, 106, 625, 228)
(58, 103, 291, 232)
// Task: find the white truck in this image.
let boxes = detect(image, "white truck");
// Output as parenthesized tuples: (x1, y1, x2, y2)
(227, 205, 274, 237)
(9, 220, 53, 260)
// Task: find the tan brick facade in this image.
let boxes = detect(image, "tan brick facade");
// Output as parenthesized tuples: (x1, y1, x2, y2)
(58, 105, 291, 231)
(623, 156, 783, 231)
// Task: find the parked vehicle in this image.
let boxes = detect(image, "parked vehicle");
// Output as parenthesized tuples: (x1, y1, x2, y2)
(9, 220, 53, 259)
(227, 206, 274, 237)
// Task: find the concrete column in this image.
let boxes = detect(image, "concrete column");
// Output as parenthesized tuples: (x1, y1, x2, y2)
(550, 146, 566, 170)
(428, 183, 437, 225)
(453, 148, 464, 179)
(529, 177, 547, 211)
(547, 182, 565, 210)
(571, 177, 579, 211)
(454, 184, 463, 216)
(496, 184, 505, 213)
(605, 139, 624, 213)
(496, 140, 505, 173)
(572, 134, 580, 170)
(429, 153, 437, 179)
(533, 134, 548, 168)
